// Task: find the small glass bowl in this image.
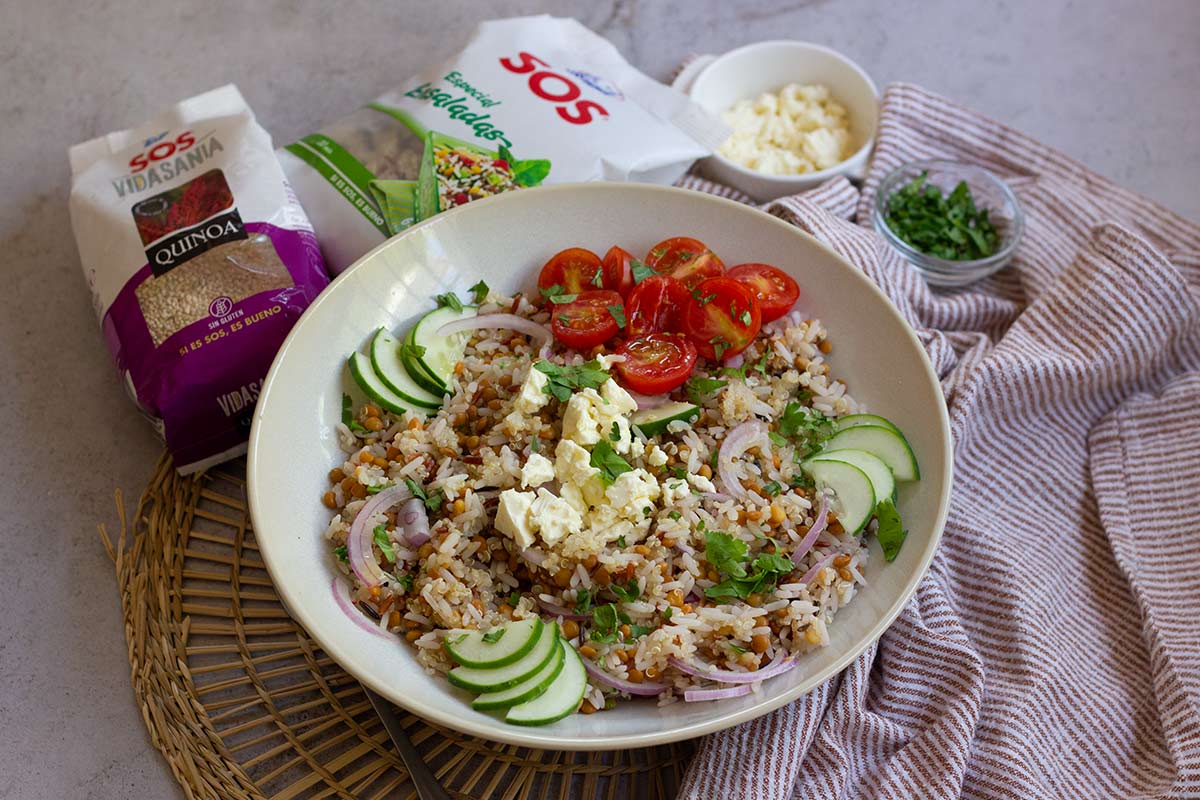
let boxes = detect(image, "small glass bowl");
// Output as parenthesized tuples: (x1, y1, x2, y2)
(872, 159, 1024, 287)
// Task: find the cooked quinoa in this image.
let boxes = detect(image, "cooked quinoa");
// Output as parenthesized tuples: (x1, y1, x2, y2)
(323, 292, 869, 711)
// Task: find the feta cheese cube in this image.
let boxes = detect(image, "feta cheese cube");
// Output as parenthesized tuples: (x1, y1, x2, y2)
(520, 453, 555, 489)
(513, 367, 550, 414)
(561, 389, 604, 445)
(495, 490, 536, 549)
(661, 478, 690, 505)
(605, 468, 661, 520)
(687, 472, 717, 494)
(554, 440, 606, 507)
(529, 488, 582, 545)
(600, 379, 638, 416)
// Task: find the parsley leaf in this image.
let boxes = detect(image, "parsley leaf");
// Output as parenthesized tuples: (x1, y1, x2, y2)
(373, 524, 397, 563)
(609, 421, 621, 442)
(763, 481, 782, 497)
(777, 403, 835, 458)
(703, 531, 795, 600)
(768, 431, 788, 447)
(686, 375, 728, 405)
(434, 292, 464, 312)
(481, 628, 506, 644)
(612, 580, 640, 602)
(590, 267, 604, 288)
(397, 573, 414, 591)
(663, 606, 673, 621)
(533, 360, 610, 402)
(366, 483, 393, 495)
(630, 258, 656, 284)
(755, 346, 771, 376)
(607, 305, 627, 329)
(739, 310, 753, 326)
(334, 545, 348, 563)
(468, 280, 489, 304)
(628, 624, 654, 638)
(875, 499, 907, 561)
(539, 284, 578, 304)
(508, 591, 522, 607)
(589, 439, 633, 485)
(616, 535, 627, 548)
(711, 336, 729, 360)
(574, 588, 594, 615)
(705, 531, 748, 579)
(404, 479, 444, 513)
(668, 510, 682, 520)
(591, 603, 620, 643)
(692, 288, 717, 306)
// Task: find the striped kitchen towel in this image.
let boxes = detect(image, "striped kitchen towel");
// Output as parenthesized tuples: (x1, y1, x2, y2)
(676, 83, 1200, 799)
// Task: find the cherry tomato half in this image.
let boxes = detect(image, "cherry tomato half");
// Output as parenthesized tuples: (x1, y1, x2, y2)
(644, 237, 726, 289)
(680, 276, 762, 361)
(614, 333, 698, 395)
(537, 247, 604, 294)
(602, 246, 636, 296)
(549, 290, 624, 351)
(625, 275, 690, 337)
(726, 263, 800, 323)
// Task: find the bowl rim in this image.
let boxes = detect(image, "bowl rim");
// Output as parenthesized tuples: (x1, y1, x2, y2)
(247, 182, 954, 750)
(690, 39, 880, 186)
(872, 159, 1026, 273)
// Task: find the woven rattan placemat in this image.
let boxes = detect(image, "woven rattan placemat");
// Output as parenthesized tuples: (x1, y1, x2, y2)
(101, 454, 695, 800)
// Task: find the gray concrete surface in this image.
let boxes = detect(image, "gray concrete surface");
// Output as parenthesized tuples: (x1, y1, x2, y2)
(1, 1, 1196, 797)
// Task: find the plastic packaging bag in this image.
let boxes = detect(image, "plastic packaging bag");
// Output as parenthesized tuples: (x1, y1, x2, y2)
(280, 15, 725, 273)
(69, 85, 329, 473)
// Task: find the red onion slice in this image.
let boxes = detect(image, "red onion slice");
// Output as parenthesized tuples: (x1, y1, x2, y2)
(347, 484, 413, 586)
(536, 597, 589, 621)
(581, 655, 670, 696)
(790, 493, 829, 565)
(521, 547, 548, 566)
(628, 390, 668, 411)
(331, 577, 394, 639)
(799, 552, 837, 585)
(669, 654, 796, 684)
(399, 497, 430, 546)
(717, 420, 772, 501)
(436, 313, 552, 351)
(684, 684, 753, 702)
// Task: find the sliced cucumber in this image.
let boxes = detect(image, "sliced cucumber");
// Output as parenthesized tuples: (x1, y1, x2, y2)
(368, 328, 442, 410)
(505, 640, 586, 726)
(406, 305, 478, 394)
(445, 617, 543, 670)
(447, 621, 558, 692)
(348, 352, 416, 416)
(400, 326, 448, 396)
(835, 413, 902, 435)
(473, 638, 565, 711)
(808, 448, 896, 505)
(824, 425, 920, 481)
(801, 459, 876, 535)
(631, 401, 700, 437)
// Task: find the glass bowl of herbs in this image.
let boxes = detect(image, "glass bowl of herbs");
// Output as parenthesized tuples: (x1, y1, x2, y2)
(872, 160, 1024, 287)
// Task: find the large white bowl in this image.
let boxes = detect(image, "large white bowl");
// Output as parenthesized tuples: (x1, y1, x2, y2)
(248, 183, 951, 751)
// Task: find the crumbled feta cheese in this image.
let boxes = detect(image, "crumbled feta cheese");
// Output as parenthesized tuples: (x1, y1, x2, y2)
(513, 367, 550, 414)
(661, 478, 690, 505)
(562, 390, 604, 445)
(529, 488, 583, 545)
(600, 379, 638, 416)
(554, 440, 606, 507)
(596, 353, 627, 371)
(605, 468, 661, 520)
(688, 472, 717, 494)
(562, 385, 635, 453)
(495, 489, 536, 549)
(628, 437, 646, 460)
(645, 444, 668, 467)
(520, 453, 555, 488)
(718, 82, 854, 176)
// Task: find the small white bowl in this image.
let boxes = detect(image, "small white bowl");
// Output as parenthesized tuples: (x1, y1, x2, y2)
(682, 41, 879, 202)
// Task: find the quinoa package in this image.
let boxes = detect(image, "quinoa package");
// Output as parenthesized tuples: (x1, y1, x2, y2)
(69, 85, 328, 473)
(280, 15, 726, 273)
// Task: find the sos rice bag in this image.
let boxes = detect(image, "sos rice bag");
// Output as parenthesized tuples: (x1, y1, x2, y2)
(68, 85, 328, 474)
(279, 15, 725, 273)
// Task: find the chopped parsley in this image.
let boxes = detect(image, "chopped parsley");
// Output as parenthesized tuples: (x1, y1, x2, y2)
(875, 499, 907, 561)
(333, 545, 348, 563)
(616, 535, 628, 548)
(574, 588, 594, 615)
(885, 171, 1000, 261)
(628, 624, 655, 639)
(692, 288, 717, 306)
(671, 466, 687, 480)
(763, 481, 783, 497)
(530, 436, 539, 453)
(539, 284, 578, 304)
(366, 483, 393, 495)
(534, 359, 610, 402)
(434, 292, 464, 312)
(340, 393, 353, 426)
(508, 591, 522, 607)
(590, 267, 605, 288)
(777, 403, 835, 458)
(467, 279, 489, 304)
(768, 431, 788, 448)
(668, 510, 682, 520)
(607, 305, 627, 329)
(397, 573, 414, 591)
(630, 258, 656, 284)
(710, 336, 729, 360)
(590, 603, 620, 643)
(589, 439, 633, 486)
(612, 579, 640, 602)
(609, 421, 622, 442)
(739, 309, 753, 326)
(727, 642, 747, 654)
(755, 346, 771, 376)
(686, 375, 727, 404)
(372, 525, 397, 563)
(703, 530, 794, 600)
(481, 628, 506, 644)
(404, 479, 445, 512)
(662, 606, 673, 621)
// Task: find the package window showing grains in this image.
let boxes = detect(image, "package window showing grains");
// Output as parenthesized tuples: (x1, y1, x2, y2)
(132, 170, 296, 346)
(68, 85, 328, 473)
(278, 15, 728, 274)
